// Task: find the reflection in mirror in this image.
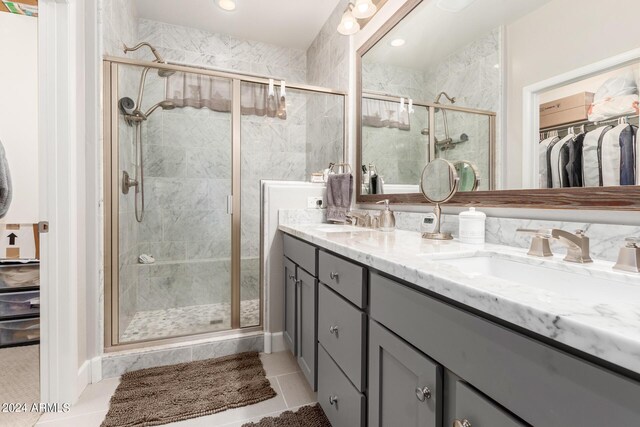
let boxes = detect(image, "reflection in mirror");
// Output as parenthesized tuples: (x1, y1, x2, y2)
(420, 158, 459, 240)
(454, 160, 479, 192)
(358, 0, 640, 204)
(537, 63, 639, 189)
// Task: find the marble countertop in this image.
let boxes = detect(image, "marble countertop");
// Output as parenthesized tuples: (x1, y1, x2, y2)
(279, 222, 640, 376)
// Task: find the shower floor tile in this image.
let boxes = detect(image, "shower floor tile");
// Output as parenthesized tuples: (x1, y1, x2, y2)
(121, 299, 260, 342)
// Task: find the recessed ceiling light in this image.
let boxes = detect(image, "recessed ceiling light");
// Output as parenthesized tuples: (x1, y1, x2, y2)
(390, 38, 406, 47)
(436, 0, 477, 12)
(218, 0, 236, 11)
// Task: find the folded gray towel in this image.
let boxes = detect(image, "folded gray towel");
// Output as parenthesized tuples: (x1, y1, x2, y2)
(0, 141, 12, 219)
(326, 173, 352, 223)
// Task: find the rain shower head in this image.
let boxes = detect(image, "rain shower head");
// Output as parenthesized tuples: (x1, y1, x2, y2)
(157, 68, 176, 78)
(144, 100, 176, 117)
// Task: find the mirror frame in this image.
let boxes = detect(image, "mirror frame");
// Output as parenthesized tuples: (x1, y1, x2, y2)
(355, 0, 640, 210)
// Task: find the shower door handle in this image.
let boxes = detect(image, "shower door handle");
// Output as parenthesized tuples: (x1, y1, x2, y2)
(227, 195, 233, 215)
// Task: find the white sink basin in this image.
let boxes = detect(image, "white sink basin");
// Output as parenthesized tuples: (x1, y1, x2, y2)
(312, 224, 372, 233)
(439, 255, 639, 303)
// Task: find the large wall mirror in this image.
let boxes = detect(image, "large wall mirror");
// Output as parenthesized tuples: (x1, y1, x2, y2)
(356, 0, 640, 209)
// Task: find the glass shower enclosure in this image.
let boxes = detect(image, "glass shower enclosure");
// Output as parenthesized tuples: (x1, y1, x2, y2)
(103, 58, 346, 348)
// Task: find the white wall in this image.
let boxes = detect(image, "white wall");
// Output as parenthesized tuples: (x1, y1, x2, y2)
(0, 13, 38, 224)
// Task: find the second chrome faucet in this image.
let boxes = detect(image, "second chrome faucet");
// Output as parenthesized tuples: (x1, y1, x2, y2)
(516, 228, 593, 263)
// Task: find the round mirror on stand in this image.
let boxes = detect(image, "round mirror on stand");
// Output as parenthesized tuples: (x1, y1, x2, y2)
(454, 160, 480, 192)
(420, 158, 460, 240)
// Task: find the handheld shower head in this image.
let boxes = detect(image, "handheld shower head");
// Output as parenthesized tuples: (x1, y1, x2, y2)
(144, 100, 176, 117)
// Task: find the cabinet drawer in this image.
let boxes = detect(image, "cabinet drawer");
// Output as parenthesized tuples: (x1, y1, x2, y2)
(283, 234, 317, 276)
(318, 345, 366, 427)
(0, 264, 39, 292)
(370, 272, 640, 426)
(454, 382, 525, 427)
(318, 284, 366, 391)
(0, 318, 40, 347)
(0, 291, 39, 320)
(318, 251, 366, 308)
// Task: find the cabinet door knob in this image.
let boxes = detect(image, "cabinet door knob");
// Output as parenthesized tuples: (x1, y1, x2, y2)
(329, 395, 339, 405)
(330, 272, 339, 280)
(295, 279, 301, 286)
(415, 386, 432, 402)
(453, 419, 472, 427)
(288, 274, 295, 280)
(329, 325, 339, 335)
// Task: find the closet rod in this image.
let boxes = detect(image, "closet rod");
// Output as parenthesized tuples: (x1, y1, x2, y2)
(540, 112, 639, 132)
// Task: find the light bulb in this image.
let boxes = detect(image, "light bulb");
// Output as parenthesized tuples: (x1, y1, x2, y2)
(218, 0, 236, 11)
(337, 9, 360, 35)
(352, 0, 377, 19)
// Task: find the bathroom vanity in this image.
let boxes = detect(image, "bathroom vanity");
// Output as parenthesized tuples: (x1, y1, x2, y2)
(281, 224, 640, 427)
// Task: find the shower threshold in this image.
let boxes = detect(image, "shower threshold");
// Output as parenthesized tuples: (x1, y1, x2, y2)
(120, 299, 259, 343)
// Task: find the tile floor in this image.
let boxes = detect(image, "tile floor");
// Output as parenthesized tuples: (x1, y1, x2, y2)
(121, 299, 261, 342)
(36, 351, 316, 427)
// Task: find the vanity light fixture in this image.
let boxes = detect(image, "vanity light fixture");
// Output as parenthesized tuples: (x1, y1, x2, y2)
(390, 38, 406, 47)
(217, 0, 236, 11)
(352, 0, 377, 19)
(337, 4, 360, 35)
(436, 0, 476, 12)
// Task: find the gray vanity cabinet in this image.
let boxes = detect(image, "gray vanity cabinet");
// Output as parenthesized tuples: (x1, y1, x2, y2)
(283, 234, 318, 390)
(283, 258, 297, 354)
(296, 267, 317, 389)
(368, 320, 442, 427)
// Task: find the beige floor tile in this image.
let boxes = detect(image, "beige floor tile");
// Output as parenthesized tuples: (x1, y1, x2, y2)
(276, 372, 316, 408)
(36, 378, 119, 423)
(36, 410, 108, 427)
(259, 351, 299, 378)
(167, 377, 287, 426)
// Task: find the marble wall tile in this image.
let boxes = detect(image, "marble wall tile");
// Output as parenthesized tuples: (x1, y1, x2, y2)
(102, 347, 193, 378)
(191, 335, 264, 361)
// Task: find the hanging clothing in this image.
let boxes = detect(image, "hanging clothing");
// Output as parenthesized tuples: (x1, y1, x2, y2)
(620, 125, 637, 185)
(601, 123, 636, 186)
(550, 134, 573, 188)
(565, 133, 585, 188)
(582, 125, 613, 187)
(538, 136, 559, 189)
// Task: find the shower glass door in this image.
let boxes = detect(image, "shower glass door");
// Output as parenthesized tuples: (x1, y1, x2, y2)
(113, 63, 234, 344)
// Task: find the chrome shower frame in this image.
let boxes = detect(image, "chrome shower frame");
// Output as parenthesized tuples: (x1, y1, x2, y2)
(103, 57, 348, 351)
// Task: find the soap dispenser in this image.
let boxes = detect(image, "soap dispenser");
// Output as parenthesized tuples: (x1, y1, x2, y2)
(376, 199, 396, 232)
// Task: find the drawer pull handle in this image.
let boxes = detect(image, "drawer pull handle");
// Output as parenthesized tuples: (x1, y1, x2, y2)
(329, 395, 339, 405)
(330, 272, 339, 280)
(415, 386, 432, 402)
(288, 274, 295, 280)
(329, 325, 339, 335)
(453, 420, 471, 427)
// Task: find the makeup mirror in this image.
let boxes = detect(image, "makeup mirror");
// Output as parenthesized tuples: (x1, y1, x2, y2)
(420, 158, 459, 240)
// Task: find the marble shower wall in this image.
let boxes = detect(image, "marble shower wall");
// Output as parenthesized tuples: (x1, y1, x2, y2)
(362, 105, 429, 186)
(305, 0, 350, 175)
(361, 28, 502, 189)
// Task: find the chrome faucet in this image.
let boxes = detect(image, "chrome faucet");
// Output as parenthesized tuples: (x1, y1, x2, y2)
(549, 229, 592, 263)
(517, 228, 593, 263)
(346, 211, 372, 228)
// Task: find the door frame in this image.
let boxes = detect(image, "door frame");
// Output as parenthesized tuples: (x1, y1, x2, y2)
(39, 0, 93, 403)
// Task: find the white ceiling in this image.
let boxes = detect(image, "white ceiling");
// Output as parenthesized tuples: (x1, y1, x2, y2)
(133, 0, 342, 50)
(364, 0, 552, 70)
